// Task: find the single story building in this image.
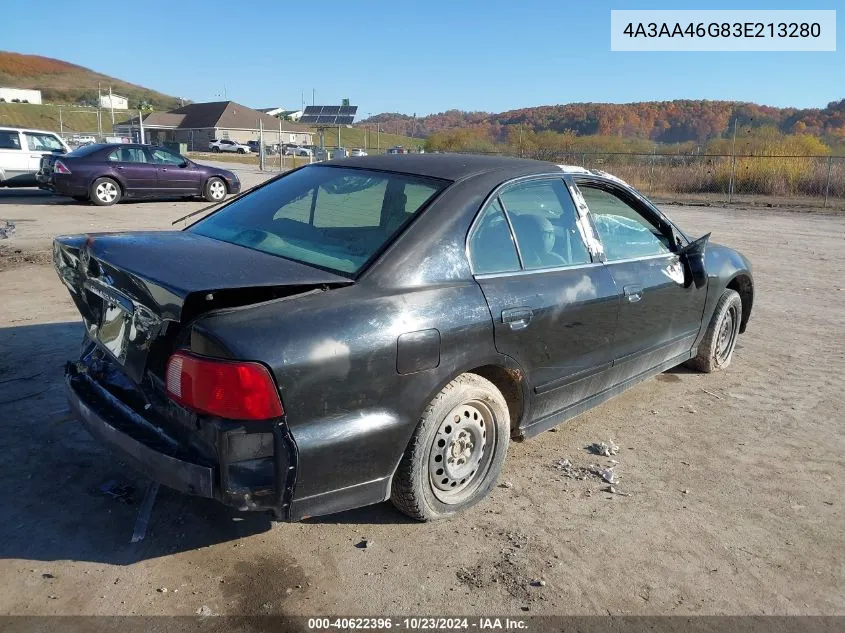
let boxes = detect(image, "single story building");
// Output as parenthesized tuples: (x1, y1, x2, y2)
(99, 93, 129, 110)
(0, 87, 42, 104)
(115, 101, 313, 150)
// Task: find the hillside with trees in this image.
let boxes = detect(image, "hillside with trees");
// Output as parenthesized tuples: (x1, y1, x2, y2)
(0, 51, 182, 110)
(359, 100, 845, 147)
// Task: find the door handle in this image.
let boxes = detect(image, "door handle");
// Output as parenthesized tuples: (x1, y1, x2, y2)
(624, 285, 643, 303)
(115, 166, 125, 170)
(502, 307, 534, 330)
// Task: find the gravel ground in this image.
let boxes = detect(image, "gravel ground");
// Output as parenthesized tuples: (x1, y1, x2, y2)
(0, 168, 843, 616)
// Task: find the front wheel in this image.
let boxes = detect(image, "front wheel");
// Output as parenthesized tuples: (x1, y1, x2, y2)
(687, 288, 742, 373)
(391, 373, 510, 521)
(203, 177, 227, 202)
(211, 146, 220, 153)
(237, 148, 246, 154)
(90, 177, 121, 206)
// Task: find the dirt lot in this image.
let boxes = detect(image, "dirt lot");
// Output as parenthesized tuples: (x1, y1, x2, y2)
(0, 167, 843, 617)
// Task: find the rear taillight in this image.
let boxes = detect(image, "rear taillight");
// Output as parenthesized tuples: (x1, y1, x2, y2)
(54, 160, 71, 174)
(165, 351, 283, 420)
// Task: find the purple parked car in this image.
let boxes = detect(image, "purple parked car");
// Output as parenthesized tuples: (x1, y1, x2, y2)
(37, 143, 241, 206)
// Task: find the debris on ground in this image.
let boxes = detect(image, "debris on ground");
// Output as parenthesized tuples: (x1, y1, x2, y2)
(594, 466, 618, 484)
(553, 459, 592, 480)
(530, 579, 546, 587)
(356, 539, 374, 549)
(42, 573, 56, 579)
(603, 485, 631, 497)
(0, 221, 15, 239)
(98, 480, 136, 504)
(196, 605, 213, 617)
(157, 587, 168, 593)
(499, 481, 514, 489)
(130, 482, 160, 544)
(588, 439, 619, 456)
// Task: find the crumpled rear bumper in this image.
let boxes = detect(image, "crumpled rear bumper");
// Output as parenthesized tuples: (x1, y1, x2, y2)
(66, 371, 215, 497)
(65, 361, 298, 518)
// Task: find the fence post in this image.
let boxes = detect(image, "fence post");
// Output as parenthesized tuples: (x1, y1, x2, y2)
(728, 155, 736, 204)
(259, 119, 265, 171)
(824, 156, 833, 208)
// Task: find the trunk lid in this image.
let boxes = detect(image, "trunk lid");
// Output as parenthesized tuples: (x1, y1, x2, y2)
(54, 231, 352, 382)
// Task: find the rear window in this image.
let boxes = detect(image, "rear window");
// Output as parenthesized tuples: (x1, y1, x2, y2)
(67, 144, 106, 158)
(189, 165, 448, 275)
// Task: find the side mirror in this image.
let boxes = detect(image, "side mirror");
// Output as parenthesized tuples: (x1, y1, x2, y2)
(179, 160, 189, 168)
(679, 233, 711, 289)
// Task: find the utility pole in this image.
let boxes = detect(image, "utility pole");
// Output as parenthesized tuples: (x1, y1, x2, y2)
(58, 106, 64, 137)
(97, 82, 103, 139)
(138, 110, 145, 144)
(377, 123, 381, 152)
(108, 85, 115, 126)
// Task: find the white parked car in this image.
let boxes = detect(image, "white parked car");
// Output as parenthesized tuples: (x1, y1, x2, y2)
(0, 126, 69, 187)
(330, 147, 350, 159)
(209, 139, 251, 154)
(284, 145, 312, 157)
(351, 148, 368, 157)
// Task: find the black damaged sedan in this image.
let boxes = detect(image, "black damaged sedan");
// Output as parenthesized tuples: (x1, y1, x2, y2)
(55, 154, 753, 521)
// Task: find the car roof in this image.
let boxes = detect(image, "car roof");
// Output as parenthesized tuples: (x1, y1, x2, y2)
(322, 153, 558, 181)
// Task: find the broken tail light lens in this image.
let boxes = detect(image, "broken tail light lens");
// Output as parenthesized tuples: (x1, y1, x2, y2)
(165, 351, 283, 420)
(54, 160, 71, 174)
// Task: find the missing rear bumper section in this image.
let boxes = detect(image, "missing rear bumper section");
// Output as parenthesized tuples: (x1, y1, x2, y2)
(65, 362, 298, 519)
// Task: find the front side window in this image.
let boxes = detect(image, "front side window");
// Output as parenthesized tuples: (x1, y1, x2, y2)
(190, 166, 447, 275)
(24, 132, 64, 152)
(578, 185, 672, 261)
(150, 148, 184, 165)
(469, 199, 520, 275)
(108, 147, 148, 163)
(0, 130, 21, 150)
(499, 179, 591, 270)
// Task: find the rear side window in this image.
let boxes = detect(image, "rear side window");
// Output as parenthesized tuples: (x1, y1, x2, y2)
(190, 166, 448, 275)
(24, 132, 64, 152)
(500, 179, 591, 270)
(0, 131, 21, 150)
(108, 148, 148, 163)
(469, 199, 520, 275)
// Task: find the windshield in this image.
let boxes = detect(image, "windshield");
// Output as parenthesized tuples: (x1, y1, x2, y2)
(189, 165, 449, 275)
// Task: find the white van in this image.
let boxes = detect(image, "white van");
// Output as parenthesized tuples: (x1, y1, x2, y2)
(0, 127, 70, 187)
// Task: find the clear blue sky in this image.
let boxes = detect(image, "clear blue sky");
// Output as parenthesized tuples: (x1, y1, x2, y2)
(3, 0, 842, 116)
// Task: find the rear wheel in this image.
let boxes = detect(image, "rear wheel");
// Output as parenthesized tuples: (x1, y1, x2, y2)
(211, 146, 220, 153)
(203, 177, 227, 202)
(90, 177, 121, 207)
(687, 288, 742, 373)
(391, 373, 510, 521)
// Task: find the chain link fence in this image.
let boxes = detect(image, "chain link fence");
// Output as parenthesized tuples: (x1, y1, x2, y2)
(470, 150, 845, 208)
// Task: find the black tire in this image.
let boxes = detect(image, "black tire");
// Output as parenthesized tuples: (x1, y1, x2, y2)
(687, 288, 742, 373)
(211, 146, 220, 153)
(391, 373, 510, 521)
(89, 177, 121, 207)
(237, 148, 245, 154)
(203, 176, 227, 203)
(71, 195, 88, 202)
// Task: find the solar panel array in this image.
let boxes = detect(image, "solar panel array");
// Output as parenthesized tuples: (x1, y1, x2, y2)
(300, 105, 358, 125)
